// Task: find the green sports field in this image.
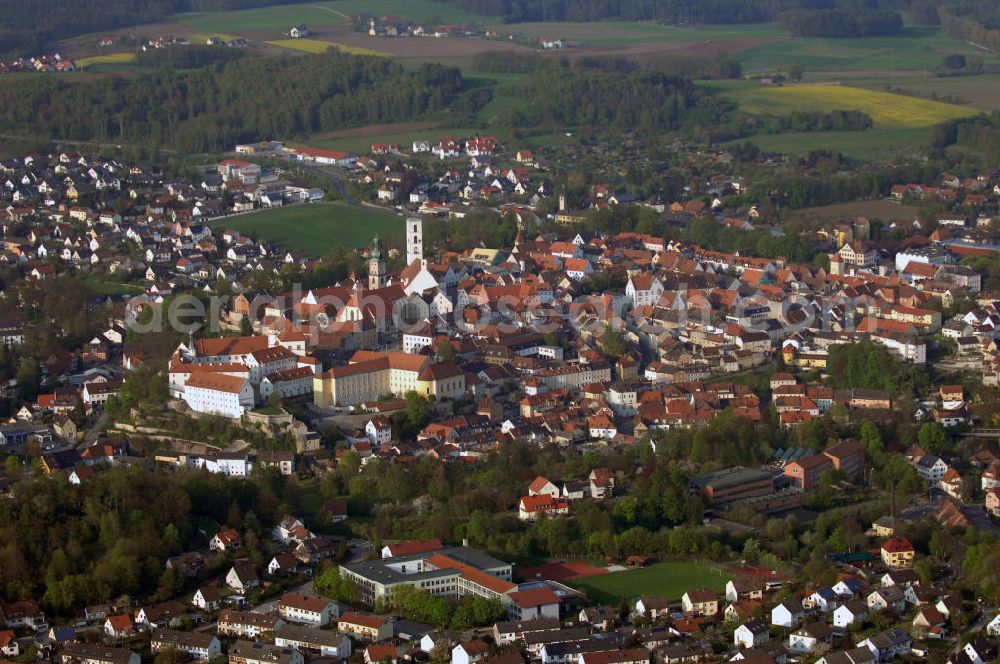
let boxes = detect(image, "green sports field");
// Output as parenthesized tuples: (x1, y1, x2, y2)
(206, 202, 404, 253)
(568, 562, 732, 605)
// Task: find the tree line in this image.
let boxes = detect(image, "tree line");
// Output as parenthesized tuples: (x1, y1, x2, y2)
(777, 8, 904, 36)
(931, 111, 1000, 167)
(0, 51, 469, 152)
(448, 0, 911, 23)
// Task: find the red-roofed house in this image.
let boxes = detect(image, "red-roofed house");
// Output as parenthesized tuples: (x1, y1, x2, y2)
(518, 495, 569, 521)
(881, 537, 915, 568)
(528, 476, 560, 498)
(507, 587, 560, 620)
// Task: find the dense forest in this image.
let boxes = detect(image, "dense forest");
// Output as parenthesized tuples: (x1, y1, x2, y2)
(0, 466, 291, 614)
(0, 51, 469, 152)
(777, 8, 904, 36)
(0, 0, 306, 54)
(938, 3, 1000, 53)
(498, 61, 732, 136)
(447, 0, 910, 23)
(932, 111, 1000, 167)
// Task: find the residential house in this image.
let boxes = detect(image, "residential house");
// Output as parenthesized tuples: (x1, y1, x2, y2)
(734, 620, 771, 649)
(150, 629, 221, 661)
(681, 589, 718, 617)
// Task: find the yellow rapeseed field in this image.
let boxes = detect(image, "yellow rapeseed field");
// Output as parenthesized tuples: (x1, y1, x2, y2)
(265, 38, 387, 56)
(731, 84, 975, 129)
(76, 52, 137, 68)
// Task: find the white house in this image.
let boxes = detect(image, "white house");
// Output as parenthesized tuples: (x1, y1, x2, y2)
(626, 273, 664, 309)
(226, 563, 259, 594)
(452, 640, 488, 664)
(365, 416, 392, 447)
(866, 587, 906, 613)
(914, 455, 949, 482)
(789, 622, 833, 654)
(275, 624, 352, 659)
(507, 588, 560, 621)
(528, 476, 560, 498)
(804, 587, 842, 612)
(987, 612, 1000, 637)
(734, 620, 770, 649)
(832, 578, 865, 599)
(857, 628, 911, 661)
(150, 629, 221, 661)
(191, 586, 223, 611)
(771, 599, 805, 628)
(833, 601, 868, 628)
(278, 593, 338, 627)
(635, 597, 669, 621)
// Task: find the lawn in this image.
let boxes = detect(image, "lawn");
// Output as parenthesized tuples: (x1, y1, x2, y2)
(568, 562, 732, 605)
(81, 275, 144, 296)
(265, 38, 388, 56)
(725, 83, 974, 128)
(206, 202, 404, 253)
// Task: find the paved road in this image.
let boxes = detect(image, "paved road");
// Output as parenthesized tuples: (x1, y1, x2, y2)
(82, 411, 109, 447)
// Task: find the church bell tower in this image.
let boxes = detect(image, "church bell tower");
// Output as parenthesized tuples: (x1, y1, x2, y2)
(368, 235, 386, 290)
(406, 217, 423, 266)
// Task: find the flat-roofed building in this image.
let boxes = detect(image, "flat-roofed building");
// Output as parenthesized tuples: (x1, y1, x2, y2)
(689, 467, 776, 505)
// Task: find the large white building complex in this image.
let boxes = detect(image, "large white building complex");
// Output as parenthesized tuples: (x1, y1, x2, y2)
(169, 335, 317, 418)
(339, 544, 562, 620)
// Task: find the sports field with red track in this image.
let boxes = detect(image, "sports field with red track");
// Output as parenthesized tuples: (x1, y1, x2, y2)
(517, 560, 611, 582)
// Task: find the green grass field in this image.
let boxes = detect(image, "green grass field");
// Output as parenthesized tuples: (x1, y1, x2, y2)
(77, 52, 137, 68)
(326, 0, 487, 23)
(736, 26, 1000, 73)
(207, 202, 403, 253)
(508, 21, 784, 46)
(175, 0, 488, 36)
(725, 83, 974, 128)
(177, 3, 349, 34)
(727, 127, 932, 160)
(568, 562, 732, 605)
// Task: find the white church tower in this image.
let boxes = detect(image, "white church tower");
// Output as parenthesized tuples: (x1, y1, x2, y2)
(406, 217, 423, 266)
